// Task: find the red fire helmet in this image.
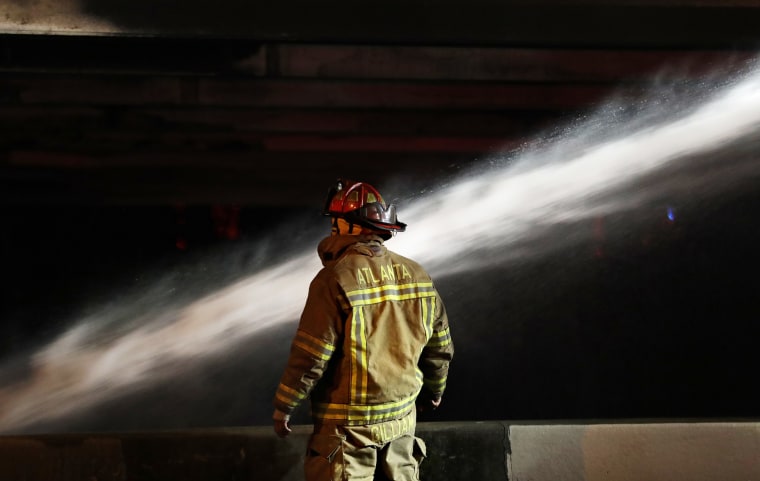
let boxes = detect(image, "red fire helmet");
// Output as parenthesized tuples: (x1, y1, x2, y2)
(323, 179, 406, 235)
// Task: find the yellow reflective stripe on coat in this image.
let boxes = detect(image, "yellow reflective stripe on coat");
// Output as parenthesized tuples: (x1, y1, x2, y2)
(345, 282, 436, 307)
(313, 391, 419, 424)
(427, 326, 452, 348)
(350, 307, 369, 404)
(423, 376, 447, 393)
(275, 382, 307, 408)
(423, 297, 436, 341)
(293, 329, 335, 361)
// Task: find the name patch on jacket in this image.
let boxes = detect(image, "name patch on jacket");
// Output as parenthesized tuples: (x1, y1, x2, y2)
(370, 413, 415, 444)
(356, 263, 412, 286)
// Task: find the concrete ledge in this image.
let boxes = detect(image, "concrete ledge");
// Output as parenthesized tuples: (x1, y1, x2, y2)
(1, 421, 759, 480)
(508, 421, 760, 481)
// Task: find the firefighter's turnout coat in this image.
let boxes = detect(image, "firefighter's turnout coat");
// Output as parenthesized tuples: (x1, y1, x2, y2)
(274, 234, 454, 426)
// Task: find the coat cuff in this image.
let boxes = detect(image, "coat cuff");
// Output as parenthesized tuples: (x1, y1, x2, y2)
(272, 409, 291, 422)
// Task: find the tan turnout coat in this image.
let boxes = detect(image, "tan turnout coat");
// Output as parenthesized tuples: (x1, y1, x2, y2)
(274, 234, 454, 426)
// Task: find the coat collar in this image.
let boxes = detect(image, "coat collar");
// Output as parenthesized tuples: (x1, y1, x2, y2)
(317, 234, 386, 267)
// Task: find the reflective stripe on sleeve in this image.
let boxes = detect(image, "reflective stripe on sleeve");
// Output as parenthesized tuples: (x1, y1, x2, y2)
(293, 329, 335, 361)
(275, 382, 308, 409)
(427, 326, 452, 348)
(423, 376, 447, 393)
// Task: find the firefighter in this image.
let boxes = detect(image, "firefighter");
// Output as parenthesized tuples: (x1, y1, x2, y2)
(272, 179, 454, 481)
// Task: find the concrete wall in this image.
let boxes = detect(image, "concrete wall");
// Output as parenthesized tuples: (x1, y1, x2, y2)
(1, 421, 759, 480)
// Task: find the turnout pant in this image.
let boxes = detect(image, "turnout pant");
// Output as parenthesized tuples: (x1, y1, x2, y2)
(305, 410, 426, 481)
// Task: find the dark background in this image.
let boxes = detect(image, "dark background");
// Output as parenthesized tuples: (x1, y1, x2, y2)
(2, 0, 760, 433)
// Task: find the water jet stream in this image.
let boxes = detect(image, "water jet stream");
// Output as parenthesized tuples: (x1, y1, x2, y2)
(2, 62, 760, 433)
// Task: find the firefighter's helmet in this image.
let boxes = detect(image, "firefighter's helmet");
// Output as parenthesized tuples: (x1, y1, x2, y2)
(323, 179, 406, 236)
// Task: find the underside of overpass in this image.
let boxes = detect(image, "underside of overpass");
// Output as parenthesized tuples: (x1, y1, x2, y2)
(2, 1, 760, 206)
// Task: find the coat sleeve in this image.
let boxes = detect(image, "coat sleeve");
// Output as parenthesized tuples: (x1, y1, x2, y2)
(273, 273, 343, 416)
(418, 290, 454, 399)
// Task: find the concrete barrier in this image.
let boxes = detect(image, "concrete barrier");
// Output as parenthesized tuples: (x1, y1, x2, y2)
(1, 421, 759, 480)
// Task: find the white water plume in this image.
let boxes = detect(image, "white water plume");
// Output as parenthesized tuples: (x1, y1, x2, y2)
(2, 61, 760, 433)
(392, 64, 760, 273)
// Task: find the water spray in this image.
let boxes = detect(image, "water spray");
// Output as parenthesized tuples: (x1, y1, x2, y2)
(2, 60, 760, 433)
